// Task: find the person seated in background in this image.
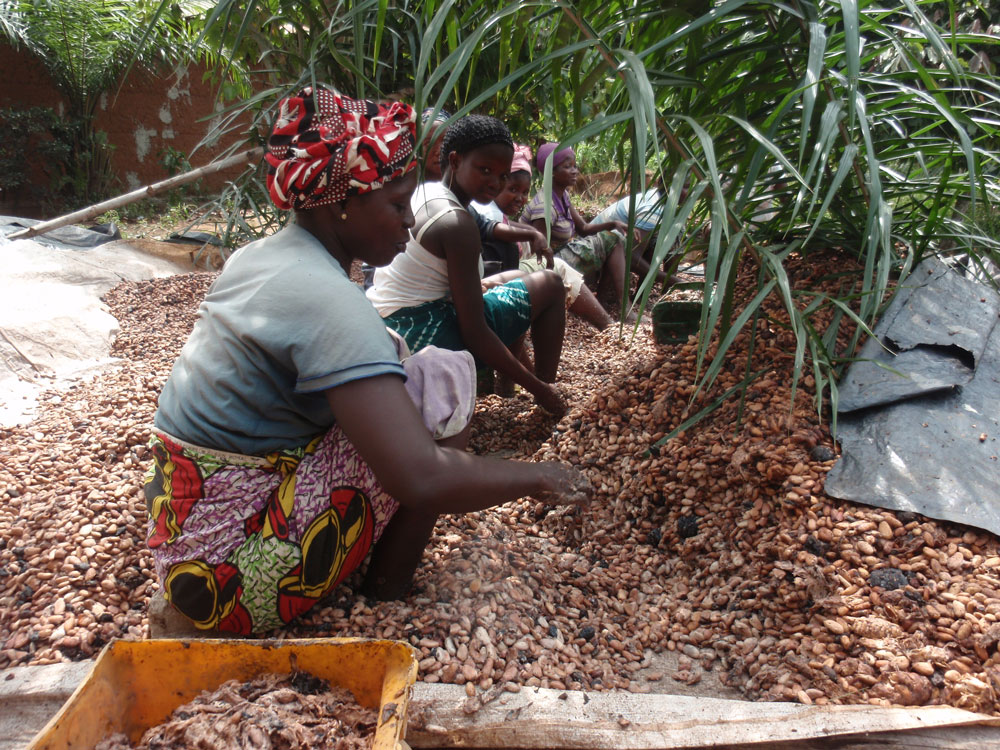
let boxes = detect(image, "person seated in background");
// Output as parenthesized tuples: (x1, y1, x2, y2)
(594, 188, 677, 291)
(366, 115, 569, 415)
(593, 188, 661, 258)
(473, 144, 613, 331)
(469, 186, 551, 279)
(524, 143, 664, 312)
(145, 87, 591, 635)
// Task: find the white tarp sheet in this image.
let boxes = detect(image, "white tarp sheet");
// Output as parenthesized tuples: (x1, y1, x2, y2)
(0, 220, 189, 426)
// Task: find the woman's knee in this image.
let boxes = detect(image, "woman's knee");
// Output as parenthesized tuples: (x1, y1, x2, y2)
(523, 269, 565, 302)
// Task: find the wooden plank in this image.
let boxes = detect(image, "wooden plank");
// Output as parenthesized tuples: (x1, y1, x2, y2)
(5, 663, 1000, 750)
(406, 684, 1000, 750)
(0, 662, 94, 750)
(407, 726, 1000, 750)
(761, 726, 1000, 749)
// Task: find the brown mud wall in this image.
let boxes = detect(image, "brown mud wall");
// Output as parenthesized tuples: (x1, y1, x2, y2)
(0, 44, 248, 218)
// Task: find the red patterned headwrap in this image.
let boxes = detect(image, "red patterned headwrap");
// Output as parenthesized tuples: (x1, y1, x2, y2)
(265, 86, 417, 211)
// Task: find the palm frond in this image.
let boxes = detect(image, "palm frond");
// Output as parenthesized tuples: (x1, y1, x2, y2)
(159, 0, 1000, 429)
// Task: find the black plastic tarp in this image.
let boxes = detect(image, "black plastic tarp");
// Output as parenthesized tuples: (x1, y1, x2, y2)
(1, 216, 120, 249)
(825, 257, 1000, 535)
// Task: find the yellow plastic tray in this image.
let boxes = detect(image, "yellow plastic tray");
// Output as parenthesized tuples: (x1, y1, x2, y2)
(28, 638, 418, 750)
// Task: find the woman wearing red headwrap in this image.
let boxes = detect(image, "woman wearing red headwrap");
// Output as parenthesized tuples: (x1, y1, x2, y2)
(144, 87, 591, 635)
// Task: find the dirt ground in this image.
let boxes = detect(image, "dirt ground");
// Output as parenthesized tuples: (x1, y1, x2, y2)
(3, 190, 1000, 715)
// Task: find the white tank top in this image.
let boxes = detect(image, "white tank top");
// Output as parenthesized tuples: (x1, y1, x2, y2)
(366, 181, 484, 317)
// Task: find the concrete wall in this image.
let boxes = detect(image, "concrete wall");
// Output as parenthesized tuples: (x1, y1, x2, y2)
(0, 43, 248, 218)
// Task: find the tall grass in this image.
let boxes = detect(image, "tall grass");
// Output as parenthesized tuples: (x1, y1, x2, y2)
(169, 0, 1000, 422)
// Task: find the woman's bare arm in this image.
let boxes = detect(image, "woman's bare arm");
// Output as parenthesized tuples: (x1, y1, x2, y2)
(325, 375, 589, 514)
(493, 221, 552, 266)
(327, 375, 589, 599)
(426, 212, 552, 398)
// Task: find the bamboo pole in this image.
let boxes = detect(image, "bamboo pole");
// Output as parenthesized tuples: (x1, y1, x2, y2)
(6, 147, 264, 241)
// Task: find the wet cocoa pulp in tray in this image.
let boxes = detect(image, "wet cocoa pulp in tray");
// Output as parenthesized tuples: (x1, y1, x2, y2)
(94, 671, 377, 750)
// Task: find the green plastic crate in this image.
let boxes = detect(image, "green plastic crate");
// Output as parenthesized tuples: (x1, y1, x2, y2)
(652, 298, 701, 344)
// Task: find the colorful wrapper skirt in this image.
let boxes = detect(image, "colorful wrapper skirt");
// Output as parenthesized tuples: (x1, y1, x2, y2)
(145, 429, 395, 634)
(144, 346, 476, 635)
(554, 230, 621, 276)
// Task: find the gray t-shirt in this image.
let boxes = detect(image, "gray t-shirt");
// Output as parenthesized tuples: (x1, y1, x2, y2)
(154, 223, 404, 455)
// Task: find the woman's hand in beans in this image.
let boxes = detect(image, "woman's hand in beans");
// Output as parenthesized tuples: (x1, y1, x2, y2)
(535, 462, 593, 507)
(533, 382, 567, 416)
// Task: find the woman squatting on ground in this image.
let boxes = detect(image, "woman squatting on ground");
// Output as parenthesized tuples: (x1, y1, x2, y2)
(367, 115, 570, 416)
(144, 87, 592, 635)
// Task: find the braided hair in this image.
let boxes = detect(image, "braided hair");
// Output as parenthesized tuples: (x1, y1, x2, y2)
(439, 115, 513, 174)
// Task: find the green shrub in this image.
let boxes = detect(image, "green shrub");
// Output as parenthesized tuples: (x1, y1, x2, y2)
(0, 105, 110, 210)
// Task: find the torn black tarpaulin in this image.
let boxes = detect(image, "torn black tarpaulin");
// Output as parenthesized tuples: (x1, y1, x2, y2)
(825, 257, 1000, 536)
